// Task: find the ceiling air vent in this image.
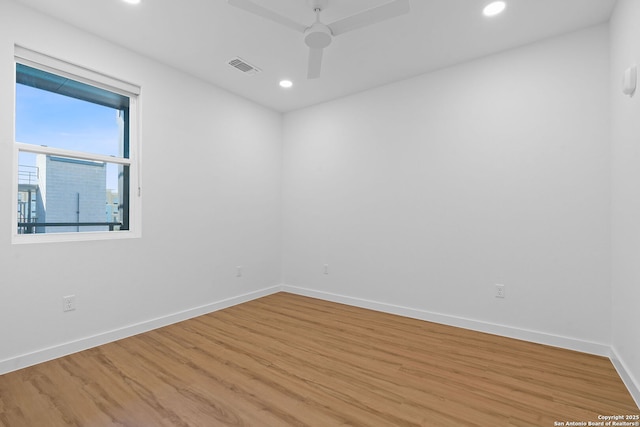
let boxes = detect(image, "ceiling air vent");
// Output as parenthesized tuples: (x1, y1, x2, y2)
(228, 57, 261, 76)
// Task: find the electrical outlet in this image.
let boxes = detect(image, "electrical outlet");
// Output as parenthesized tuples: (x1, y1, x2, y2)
(63, 295, 76, 312)
(495, 284, 505, 299)
(323, 264, 329, 275)
(236, 265, 243, 278)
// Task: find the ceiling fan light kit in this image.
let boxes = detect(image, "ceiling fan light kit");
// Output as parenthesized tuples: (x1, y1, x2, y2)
(305, 23, 332, 50)
(228, 0, 411, 79)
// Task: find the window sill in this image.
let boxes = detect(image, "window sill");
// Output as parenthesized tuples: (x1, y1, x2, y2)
(12, 229, 141, 245)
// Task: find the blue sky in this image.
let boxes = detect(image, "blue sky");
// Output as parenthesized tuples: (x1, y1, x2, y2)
(16, 83, 122, 190)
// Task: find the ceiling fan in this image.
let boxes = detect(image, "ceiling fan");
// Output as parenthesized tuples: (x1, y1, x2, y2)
(227, 0, 411, 79)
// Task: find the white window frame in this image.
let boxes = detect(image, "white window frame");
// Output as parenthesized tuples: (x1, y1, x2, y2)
(12, 46, 142, 244)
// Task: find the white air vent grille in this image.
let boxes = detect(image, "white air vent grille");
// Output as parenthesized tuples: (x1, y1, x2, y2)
(228, 57, 261, 75)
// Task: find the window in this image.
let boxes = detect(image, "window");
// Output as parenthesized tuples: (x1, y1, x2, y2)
(13, 47, 140, 242)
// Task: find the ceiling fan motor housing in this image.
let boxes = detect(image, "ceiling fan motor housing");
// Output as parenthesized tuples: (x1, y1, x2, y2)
(305, 23, 332, 48)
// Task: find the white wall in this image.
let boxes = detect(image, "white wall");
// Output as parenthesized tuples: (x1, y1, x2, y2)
(610, 0, 640, 405)
(0, 0, 282, 372)
(283, 25, 612, 352)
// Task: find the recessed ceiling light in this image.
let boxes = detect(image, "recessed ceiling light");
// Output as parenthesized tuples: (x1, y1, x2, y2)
(122, 0, 141, 5)
(483, 1, 506, 17)
(279, 80, 293, 89)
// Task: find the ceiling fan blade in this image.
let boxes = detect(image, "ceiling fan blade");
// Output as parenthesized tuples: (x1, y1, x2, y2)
(227, 0, 307, 33)
(307, 48, 324, 79)
(327, 0, 411, 36)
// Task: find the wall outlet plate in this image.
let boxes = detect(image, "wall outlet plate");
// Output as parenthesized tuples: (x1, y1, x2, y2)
(495, 284, 505, 298)
(63, 295, 76, 312)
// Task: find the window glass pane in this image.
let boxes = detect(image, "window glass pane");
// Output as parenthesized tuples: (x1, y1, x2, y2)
(17, 152, 127, 234)
(15, 83, 124, 157)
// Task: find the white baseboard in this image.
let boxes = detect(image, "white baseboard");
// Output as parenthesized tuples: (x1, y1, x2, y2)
(0, 285, 281, 375)
(281, 285, 611, 357)
(611, 347, 640, 409)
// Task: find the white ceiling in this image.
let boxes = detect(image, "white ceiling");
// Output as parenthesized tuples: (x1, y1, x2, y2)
(13, 0, 616, 112)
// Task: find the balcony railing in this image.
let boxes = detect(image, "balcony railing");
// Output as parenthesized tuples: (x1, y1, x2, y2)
(18, 221, 123, 234)
(18, 165, 39, 185)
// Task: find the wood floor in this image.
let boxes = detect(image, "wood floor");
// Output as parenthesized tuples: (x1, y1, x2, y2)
(0, 293, 637, 426)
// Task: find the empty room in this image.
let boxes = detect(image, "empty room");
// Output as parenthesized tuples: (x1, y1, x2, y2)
(1, 0, 639, 425)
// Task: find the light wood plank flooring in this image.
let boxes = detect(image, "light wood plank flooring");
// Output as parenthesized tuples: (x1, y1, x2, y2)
(1, 292, 638, 426)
